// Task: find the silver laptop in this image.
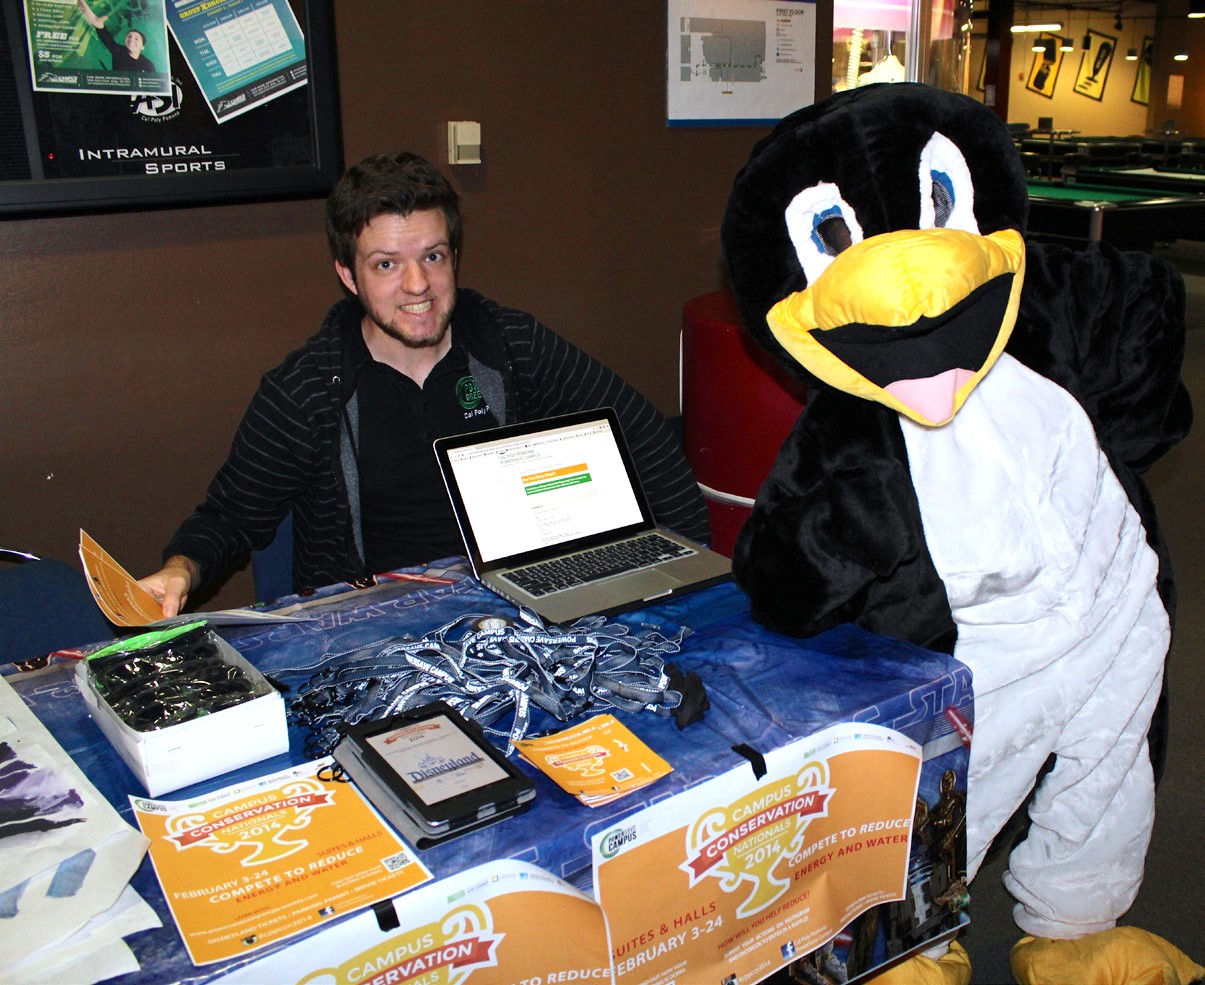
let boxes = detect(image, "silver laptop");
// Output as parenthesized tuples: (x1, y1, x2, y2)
(433, 408, 731, 624)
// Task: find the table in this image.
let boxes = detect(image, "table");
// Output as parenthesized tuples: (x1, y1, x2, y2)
(1026, 177, 1205, 251)
(1071, 165, 1205, 196)
(9, 565, 973, 984)
(1028, 127, 1080, 179)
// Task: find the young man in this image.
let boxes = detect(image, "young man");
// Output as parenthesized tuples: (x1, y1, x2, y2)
(76, 0, 156, 73)
(140, 153, 708, 616)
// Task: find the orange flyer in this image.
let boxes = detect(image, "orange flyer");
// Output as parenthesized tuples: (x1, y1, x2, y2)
(512, 714, 672, 805)
(79, 527, 164, 626)
(131, 759, 432, 965)
(592, 722, 922, 985)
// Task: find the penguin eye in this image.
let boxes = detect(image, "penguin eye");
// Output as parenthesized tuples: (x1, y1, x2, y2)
(812, 207, 854, 256)
(930, 170, 955, 227)
(784, 181, 865, 285)
(918, 133, 979, 234)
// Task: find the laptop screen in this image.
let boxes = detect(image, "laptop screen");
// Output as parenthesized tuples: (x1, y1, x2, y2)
(437, 412, 648, 565)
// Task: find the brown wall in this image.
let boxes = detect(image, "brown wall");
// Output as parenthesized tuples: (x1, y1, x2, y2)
(1, 3, 780, 610)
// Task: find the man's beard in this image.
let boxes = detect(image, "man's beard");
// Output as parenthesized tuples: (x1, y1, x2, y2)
(374, 316, 451, 349)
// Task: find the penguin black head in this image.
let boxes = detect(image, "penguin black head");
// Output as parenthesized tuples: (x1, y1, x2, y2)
(722, 83, 1030, 426)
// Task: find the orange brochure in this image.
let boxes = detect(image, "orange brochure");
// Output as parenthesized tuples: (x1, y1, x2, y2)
(78, 528, 312, 627)
(512, 714, 672, 806)
(131, 759, 432, 965)
(211, 859, 613, 984)
(79, 528, 165, 626)
(592, 722, 922, 985)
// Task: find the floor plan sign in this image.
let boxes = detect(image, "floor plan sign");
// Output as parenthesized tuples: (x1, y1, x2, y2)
(667, 0, 817, 125)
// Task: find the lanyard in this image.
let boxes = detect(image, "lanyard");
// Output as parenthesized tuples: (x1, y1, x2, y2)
(291, 606, 688, 757)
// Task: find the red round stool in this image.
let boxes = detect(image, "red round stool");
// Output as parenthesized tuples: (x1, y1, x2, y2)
(680, 291, 808, 557)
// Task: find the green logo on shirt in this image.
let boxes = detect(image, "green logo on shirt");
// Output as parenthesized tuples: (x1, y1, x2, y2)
(456, 376, 484, 410)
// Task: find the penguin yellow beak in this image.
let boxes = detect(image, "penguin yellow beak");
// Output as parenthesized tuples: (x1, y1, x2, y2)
(766, 228, 1026, 426)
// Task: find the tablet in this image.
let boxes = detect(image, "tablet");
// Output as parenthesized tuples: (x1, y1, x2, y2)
(333, 702, 535, 846)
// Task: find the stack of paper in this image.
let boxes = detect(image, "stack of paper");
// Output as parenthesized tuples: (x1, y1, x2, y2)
(0, 675, 158, 984)
(513, 715, 672, 807)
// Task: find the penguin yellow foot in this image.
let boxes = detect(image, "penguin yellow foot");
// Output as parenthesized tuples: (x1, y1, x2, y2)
(861, 940, 971, 985)
(1011, 927, 1205, 985)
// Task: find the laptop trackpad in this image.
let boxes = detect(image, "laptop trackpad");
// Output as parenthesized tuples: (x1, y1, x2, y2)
(624, 568, 680, 600)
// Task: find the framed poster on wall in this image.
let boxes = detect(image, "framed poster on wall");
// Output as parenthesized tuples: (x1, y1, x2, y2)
(1074, 29, 1116, 101)
(1131, 35, 1154, 105)
(0, 0, 342, 217)
(1024, 33, 1064, 98)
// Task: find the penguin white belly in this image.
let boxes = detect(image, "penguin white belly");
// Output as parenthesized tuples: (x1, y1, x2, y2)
(901, 353, 1169, 935)
(900, 353, 1164, 695)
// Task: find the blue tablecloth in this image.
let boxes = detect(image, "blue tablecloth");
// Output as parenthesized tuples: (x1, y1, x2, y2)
(12, 565, 972, 983)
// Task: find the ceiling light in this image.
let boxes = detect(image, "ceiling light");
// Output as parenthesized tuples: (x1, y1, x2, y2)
(1173, 50, 1189, 61)
(1189, 0, 1205, 18)
(1126, 47, 1138, 59)
(1082, 32, 1092, 49)
(1011, 22, 1063, 32)
(1060, 37, 1074, 51)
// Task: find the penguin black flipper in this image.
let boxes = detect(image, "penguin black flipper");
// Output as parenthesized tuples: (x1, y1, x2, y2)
(734, 389, 957, 655)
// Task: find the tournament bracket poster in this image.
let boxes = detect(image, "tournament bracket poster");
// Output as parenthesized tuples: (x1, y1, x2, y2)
(593, 723, 923, 984)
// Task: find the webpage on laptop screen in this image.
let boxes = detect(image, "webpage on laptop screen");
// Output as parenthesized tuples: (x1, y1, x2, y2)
(447, 421, 645, 563)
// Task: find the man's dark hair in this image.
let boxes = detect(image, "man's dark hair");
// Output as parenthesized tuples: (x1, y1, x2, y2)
(325, 152, 462, 272)
(126, 29, 145, 44)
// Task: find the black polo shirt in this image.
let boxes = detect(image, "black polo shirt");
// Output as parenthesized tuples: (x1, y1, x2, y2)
(350, 328, 498, 573)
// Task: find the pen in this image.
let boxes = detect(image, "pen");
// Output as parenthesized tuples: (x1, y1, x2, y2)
(378, 572, 457, 586)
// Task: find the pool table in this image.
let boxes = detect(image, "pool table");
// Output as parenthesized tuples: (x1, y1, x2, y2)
(1072, 166, 1205, 196)
(1025, 178, 1205, 251)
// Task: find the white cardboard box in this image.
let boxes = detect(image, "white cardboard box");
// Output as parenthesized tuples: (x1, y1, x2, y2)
(76, 632, 289, 797)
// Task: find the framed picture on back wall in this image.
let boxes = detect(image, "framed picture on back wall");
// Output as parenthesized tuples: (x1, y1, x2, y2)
(1025, 33, 1064, 99)
(1074, 29, 1117, 101)
(1131, 36, 1154, 105)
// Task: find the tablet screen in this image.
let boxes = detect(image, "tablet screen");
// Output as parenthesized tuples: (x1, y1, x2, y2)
(366, 713, 510, 806)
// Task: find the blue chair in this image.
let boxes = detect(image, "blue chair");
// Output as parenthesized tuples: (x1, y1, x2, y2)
(250, 513, 294, 602)
(0, 553, 115, 666)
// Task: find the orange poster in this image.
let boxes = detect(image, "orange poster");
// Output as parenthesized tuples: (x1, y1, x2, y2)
(593, 723, 922, 985)
(131, 759, 432, 964)
(212, 859, 613, 985)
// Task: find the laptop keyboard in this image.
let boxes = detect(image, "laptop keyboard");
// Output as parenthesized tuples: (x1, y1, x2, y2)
(502, 533, 695, 598)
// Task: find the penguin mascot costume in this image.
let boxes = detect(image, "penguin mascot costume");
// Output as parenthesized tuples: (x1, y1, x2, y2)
(720, 83, 1201, 983)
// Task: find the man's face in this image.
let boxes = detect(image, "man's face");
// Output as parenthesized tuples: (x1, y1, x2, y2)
(335, 209, 456, 350)
(125, 31, 145, 57)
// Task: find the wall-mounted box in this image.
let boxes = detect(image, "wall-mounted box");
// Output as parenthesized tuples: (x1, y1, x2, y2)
(448, 121, 482, 165)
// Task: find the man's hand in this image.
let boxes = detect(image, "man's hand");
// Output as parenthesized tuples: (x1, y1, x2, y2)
(76, 0, 105, 29)
(138, 556, 200, 618)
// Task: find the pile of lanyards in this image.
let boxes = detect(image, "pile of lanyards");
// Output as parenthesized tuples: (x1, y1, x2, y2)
(291, 607, 703, 757)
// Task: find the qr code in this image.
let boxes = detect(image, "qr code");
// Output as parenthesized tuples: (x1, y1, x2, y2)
(381, 850, 412, 873)
(610, 769, 634, 782)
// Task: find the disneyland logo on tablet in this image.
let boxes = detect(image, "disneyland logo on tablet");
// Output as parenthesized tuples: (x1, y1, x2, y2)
(164, 775, 334, 865)
(298, 904, 501, 985)
(407, 751, 483, 784)
(682, 762, 833, 917)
